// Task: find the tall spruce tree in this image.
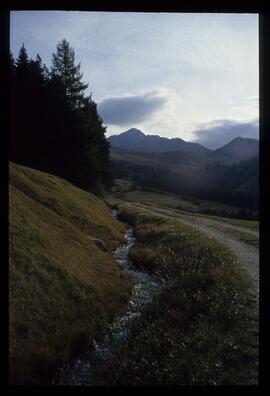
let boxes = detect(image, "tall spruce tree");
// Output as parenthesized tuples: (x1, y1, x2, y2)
(51, 39, 88, 108)
(49, 39, 111, 190)
(15, 44, 30, 78)
(10, 44, 31, 164)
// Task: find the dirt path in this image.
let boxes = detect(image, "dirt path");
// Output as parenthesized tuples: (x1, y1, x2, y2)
(180, 213, 259, 237)
(133, 203, 259, 304)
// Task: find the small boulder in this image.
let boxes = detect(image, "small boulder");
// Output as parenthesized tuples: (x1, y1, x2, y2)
(88, 236, 106, 251)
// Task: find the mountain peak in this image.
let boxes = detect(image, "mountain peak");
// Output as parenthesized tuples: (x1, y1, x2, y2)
(124, 128, 145, 136)
(209, 136, 259, 163)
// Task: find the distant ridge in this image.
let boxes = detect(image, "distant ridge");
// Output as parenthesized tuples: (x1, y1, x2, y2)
(208, 137, 259, 163)
(108, 128, 211, 157)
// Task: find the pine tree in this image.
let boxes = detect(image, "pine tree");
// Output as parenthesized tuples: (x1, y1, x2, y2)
(29, 55, 46, 85)
(15, 44, 30, 77)
(9, 52, 16, 72)
(51, 39, 88, 108)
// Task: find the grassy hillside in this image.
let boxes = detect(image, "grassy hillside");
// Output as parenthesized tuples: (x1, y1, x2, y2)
(9, 162, 133, 385)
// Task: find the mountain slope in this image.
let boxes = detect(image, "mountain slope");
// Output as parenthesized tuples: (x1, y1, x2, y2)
(109, 142, 259, 210)
(9, 162, 133, 385)
(110, 146, 201, 167)
(208, 137, 259, 164)
(108, 128, 211, 156)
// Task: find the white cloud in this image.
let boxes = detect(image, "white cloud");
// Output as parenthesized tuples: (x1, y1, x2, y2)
(98, 90, 168, 126)
(191, 118, 259, 149)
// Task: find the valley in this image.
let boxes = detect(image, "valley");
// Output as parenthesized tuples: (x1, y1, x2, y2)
(109, 129, 259, 214)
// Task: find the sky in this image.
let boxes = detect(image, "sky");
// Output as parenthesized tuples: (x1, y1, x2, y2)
(10, 11, 259, 149)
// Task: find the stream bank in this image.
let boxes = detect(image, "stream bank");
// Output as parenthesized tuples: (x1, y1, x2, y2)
(53, 210, 159, 385)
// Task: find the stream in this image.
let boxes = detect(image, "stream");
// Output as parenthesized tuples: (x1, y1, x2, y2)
(53, 209, 159, 385)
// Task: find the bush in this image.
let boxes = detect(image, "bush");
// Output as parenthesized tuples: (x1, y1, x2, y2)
(93, 182, 105, 198)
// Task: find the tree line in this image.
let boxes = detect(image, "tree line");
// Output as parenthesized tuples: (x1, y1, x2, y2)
(197, 157, 259, 211)
(111, 156, 259, 217)
(9, 39, 111, 194)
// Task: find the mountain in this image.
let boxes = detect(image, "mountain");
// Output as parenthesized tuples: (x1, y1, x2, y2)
(108, 130, 259, 164)
(208, 137, 259, 164)
(108, 128, 211, 157)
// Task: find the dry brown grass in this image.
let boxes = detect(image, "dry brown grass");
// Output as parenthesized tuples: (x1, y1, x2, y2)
(9, 162, 133, 384)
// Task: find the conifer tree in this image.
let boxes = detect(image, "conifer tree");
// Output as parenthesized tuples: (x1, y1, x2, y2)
(51, 39, 88, 108)
(10, 40, 112, 192)
(9, 52, 16, 72)
(15, 44, 29, 77)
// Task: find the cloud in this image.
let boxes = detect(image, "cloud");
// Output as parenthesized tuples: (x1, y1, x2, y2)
(97, 90, 168, 126)
(10, 12, 258, 141)
(191, 119, 259, 149)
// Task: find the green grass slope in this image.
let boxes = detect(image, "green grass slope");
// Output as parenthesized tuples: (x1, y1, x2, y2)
(9, 162, 133, 385)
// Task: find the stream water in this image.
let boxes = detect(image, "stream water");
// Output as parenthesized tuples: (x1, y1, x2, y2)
(53, 210, 159, 385)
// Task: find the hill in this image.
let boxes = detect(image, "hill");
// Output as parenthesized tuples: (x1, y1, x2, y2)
(9, 162, 133, 385)
(108, 128, 211, 156)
